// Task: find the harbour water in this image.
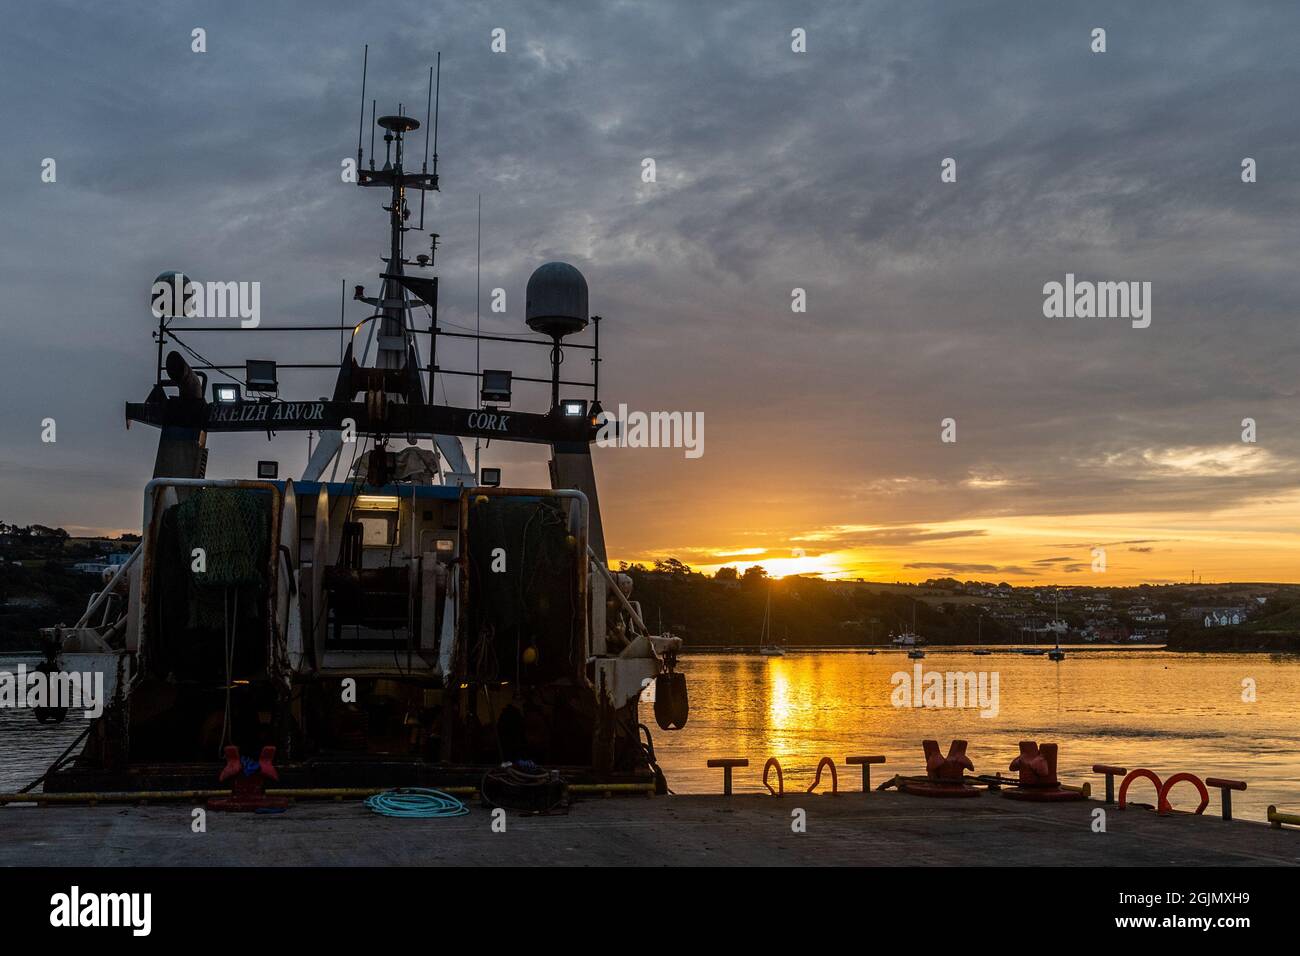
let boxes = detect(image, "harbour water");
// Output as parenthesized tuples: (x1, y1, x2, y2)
(650, 648, 1300, 822)
(0, 653, 105, 794)
(4, 649, 1298, 823)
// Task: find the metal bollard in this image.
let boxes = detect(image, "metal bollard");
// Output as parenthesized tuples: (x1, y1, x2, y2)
(846, 755, 887, 794)
(706, 758, 749, 796)
(1205, 777, 1246, 821)
(1093, 764, 1127, 804)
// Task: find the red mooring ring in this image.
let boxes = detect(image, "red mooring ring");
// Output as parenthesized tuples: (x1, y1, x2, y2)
(1158, 772, 1209, 816)
(1117, 768, 1162, 810)
(763, 757, 784, 796)
(806, 757, 838, 794)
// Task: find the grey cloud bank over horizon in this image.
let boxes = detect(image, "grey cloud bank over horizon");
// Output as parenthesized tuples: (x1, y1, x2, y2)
(1, 1, 1298, 576)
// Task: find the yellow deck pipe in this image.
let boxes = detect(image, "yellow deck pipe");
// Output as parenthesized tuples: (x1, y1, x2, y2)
(0, 781, 655, 807)
(1268, 805, 1300, 828)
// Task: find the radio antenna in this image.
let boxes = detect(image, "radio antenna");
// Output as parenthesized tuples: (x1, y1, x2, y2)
(420, 64, 433, 229)
(369, 99, 376, 169)
(432, 52, 441, 180)
(476, 193, 482, 388)
(474, 192, 481, 475)
(356, 45, 368, 168)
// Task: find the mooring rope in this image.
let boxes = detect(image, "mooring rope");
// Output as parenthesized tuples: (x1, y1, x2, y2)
(17, 723, 94, 794)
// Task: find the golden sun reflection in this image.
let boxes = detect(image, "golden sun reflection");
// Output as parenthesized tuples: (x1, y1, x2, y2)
(767, 663, 794, 731)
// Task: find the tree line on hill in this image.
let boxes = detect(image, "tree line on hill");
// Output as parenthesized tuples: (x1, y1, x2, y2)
(617, 559, 1017, 647)
(0, 523, 135, 651)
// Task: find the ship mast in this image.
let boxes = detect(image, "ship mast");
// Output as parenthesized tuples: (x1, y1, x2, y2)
(302, 51, 473, 485)
(129, 48, 605, 554)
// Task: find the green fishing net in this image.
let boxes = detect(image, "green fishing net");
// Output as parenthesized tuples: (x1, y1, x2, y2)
(171, 488, 270, 629)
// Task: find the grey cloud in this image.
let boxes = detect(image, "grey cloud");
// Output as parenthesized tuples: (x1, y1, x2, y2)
(1, 0, 1298, 558)
(903, 562, 1035, 577)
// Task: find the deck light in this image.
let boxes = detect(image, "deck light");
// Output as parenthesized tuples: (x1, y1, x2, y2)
(435, 537, 455, 554)
(257, 460, 279, 479)
(561, 398, 587, 417)
(355, 494, 400, 510)
(246, 359, 278, 394)
(480, 369, 512, 406)
(213, 383, 241, 403)
(480, 467, 501, 487)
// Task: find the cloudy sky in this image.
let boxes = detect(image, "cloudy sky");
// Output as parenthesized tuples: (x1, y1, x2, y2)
(3, 0, 1299, 584)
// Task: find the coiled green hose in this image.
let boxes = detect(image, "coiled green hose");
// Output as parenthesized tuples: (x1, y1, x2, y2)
(363, 787, 470, 818)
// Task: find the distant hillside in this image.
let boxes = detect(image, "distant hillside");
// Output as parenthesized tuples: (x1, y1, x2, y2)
(0, 563, 97, 652)
(623, 563, 1300, 650)
(621, 564, 1019, 647)
(0, 522, 128, 651)
(1166, 600, 1300, 652)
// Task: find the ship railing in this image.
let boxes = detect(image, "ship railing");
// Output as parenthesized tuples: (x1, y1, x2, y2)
(74, 545, 141, 629)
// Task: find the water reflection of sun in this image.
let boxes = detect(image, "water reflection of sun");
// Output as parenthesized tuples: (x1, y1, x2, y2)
(767, 663, 793, 730)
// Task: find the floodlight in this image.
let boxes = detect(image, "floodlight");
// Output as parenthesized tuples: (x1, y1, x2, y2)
(246, 360, 278, 393)
(481, 369, 512, 406)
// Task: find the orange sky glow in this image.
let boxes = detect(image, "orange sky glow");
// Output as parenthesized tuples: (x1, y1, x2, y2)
(608, 489, 1300, 585)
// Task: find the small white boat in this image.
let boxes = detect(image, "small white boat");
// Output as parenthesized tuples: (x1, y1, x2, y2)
(896, 603, 925, 658)
(758, 589, 785, 655)
(1047, 591, 1066, 661)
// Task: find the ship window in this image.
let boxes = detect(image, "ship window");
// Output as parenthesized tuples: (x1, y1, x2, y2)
(298, 514, 315, 565)
(359, 514, 398, 547)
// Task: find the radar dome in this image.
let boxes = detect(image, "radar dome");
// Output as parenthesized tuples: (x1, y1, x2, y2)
(151, 271, 195, 319)
(525, 261, 588, 338)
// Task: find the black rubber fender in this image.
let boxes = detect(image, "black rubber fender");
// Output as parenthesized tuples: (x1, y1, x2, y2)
(34, 706, 67, 724)
(654, 672, 689, 730)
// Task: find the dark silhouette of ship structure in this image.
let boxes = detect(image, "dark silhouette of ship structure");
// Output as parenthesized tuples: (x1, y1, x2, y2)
(42, 51, 687, 793)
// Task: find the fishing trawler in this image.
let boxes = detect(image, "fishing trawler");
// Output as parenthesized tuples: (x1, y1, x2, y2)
(36, 53, 688, 794)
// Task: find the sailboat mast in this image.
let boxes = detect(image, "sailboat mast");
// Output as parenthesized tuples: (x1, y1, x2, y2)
(762, 587, 771, 643)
